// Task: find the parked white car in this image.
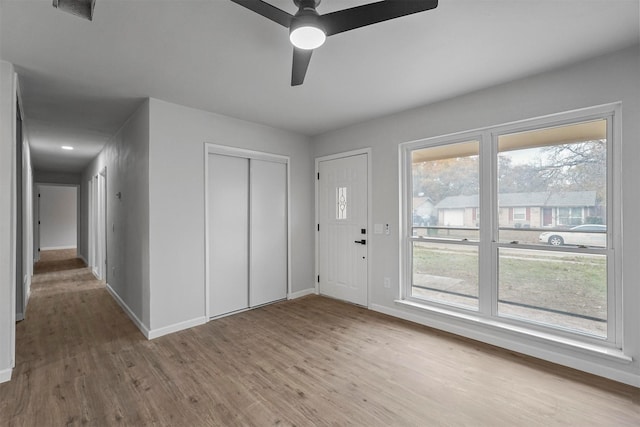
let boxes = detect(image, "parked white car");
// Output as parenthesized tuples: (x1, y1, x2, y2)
(539, 224, 606, 247)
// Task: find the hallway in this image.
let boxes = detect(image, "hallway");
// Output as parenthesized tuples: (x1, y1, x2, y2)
(1, 250, 144, 425)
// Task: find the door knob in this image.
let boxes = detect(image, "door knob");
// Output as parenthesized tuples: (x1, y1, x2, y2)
(354, 239, 366, 245)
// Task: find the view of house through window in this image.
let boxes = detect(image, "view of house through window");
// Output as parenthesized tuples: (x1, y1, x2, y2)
(496, 119, 608, 337)
(411, 140, 480, 309)
(406, 111, 615, 342)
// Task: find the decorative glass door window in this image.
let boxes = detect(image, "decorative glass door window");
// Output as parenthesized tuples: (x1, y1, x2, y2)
(336, 187, 348, 220)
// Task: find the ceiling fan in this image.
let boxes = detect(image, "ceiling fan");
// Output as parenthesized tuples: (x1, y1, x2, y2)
(230, 0, 439, 86)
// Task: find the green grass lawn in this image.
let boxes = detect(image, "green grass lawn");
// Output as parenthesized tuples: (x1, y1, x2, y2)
(412, 243, 607, 321)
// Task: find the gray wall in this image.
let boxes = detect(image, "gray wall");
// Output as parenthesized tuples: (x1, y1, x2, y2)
(148, 98, 314, 332)
(34, 171, 81, 185)
(0, 60, 16, 381)
(81, 100, 150, 329)
(38, 185, 77, 250)
(312, 45, 640, 386)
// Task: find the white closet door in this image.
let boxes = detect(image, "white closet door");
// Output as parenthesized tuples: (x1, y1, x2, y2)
(250, 159, 287, 307)
(208, 154, 249, 317)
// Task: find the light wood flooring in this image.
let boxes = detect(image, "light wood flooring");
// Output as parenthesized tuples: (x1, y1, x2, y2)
(1, 250, 638, 426)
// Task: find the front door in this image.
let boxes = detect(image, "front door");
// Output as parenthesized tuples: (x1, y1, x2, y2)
(317, 153, 368, 306)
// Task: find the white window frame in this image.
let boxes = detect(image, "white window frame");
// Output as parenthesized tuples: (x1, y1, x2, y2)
(399, 103, 623, 352)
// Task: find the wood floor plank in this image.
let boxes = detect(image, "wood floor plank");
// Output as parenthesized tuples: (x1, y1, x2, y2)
(1, 250, 638, 426)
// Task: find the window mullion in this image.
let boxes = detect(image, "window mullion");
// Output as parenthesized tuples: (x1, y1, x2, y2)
(478, 130, 494, 316)
(607, 111, 621, 346)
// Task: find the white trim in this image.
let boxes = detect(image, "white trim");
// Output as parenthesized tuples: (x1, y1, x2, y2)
(288, 287, 317, 300)
(39, 245, 77, 251)
(205, 143, 289, 163)
(0, 368, 12, 384)
(78, 254, 88, 265)
(372, 302, 638, 388)
(16, 274, 30, 322)
(203, 142, 291, 320)
(9, 71, 17, 371)
(105, 283, 150, 339)
(203, 145, 210, 319)
(286, 154, 292, 300)
(609, 104, 623, 347)
(315, 148, 372, 308)
(148, 317, 207, 340)
(24, 275, 31, 312)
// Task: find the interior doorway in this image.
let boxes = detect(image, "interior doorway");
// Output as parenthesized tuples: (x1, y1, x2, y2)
(37, 184, 78, 254)
(316, 150, 370, 306)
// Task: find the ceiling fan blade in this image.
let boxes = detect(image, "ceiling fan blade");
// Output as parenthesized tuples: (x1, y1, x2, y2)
(229, 0, 293, 28)
(320, 0, 438, 36)
(291, 47, 313, 86)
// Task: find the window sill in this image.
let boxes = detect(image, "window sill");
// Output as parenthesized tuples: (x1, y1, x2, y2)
(394, 299, 632, 364)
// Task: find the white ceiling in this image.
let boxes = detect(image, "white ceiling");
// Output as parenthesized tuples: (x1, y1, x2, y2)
(1, 0, 638, 173)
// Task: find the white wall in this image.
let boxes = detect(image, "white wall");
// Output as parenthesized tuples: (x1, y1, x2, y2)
(82, 100, 150, 331)
(38, 185, 77, 250)
(0, 60, 17, 383)
(148, 98, 314, 334)
(312, 45, 640, 386)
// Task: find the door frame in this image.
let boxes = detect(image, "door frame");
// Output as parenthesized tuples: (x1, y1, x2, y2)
(315, 148, 372, 308)
(36, 183, 80, 254)
(87, 169, 107, 281)
(203, 143, 291, 319)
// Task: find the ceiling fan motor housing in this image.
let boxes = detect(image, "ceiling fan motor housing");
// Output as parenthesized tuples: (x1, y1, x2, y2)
(291, 0, 324, 35)
(293, 0, 321, 11)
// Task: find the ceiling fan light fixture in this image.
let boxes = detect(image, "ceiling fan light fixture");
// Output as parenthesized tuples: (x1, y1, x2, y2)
(289, 3, 325, 50)
(289, 24, 325, 50)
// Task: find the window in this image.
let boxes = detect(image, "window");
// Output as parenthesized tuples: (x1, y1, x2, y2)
(402, 104, 620, 348)
(512, 207, 526, 222)
(409, 140, 479, 309)
(557, 207, 584, 226)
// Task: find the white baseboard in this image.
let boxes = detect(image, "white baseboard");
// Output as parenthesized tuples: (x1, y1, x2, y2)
(148, 317, 207, 340)
(40, 245, 77, 251)
(26, 282, 31, 308)
(288, 287, 317, 300)
(0, 368, 12, 384)
(370, 303, 640, 388)
(106, 283, 207, 340)
(105, 283, 150, 339)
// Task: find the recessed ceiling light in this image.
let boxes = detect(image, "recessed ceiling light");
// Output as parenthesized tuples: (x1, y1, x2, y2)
(61, 146, 74, 150)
